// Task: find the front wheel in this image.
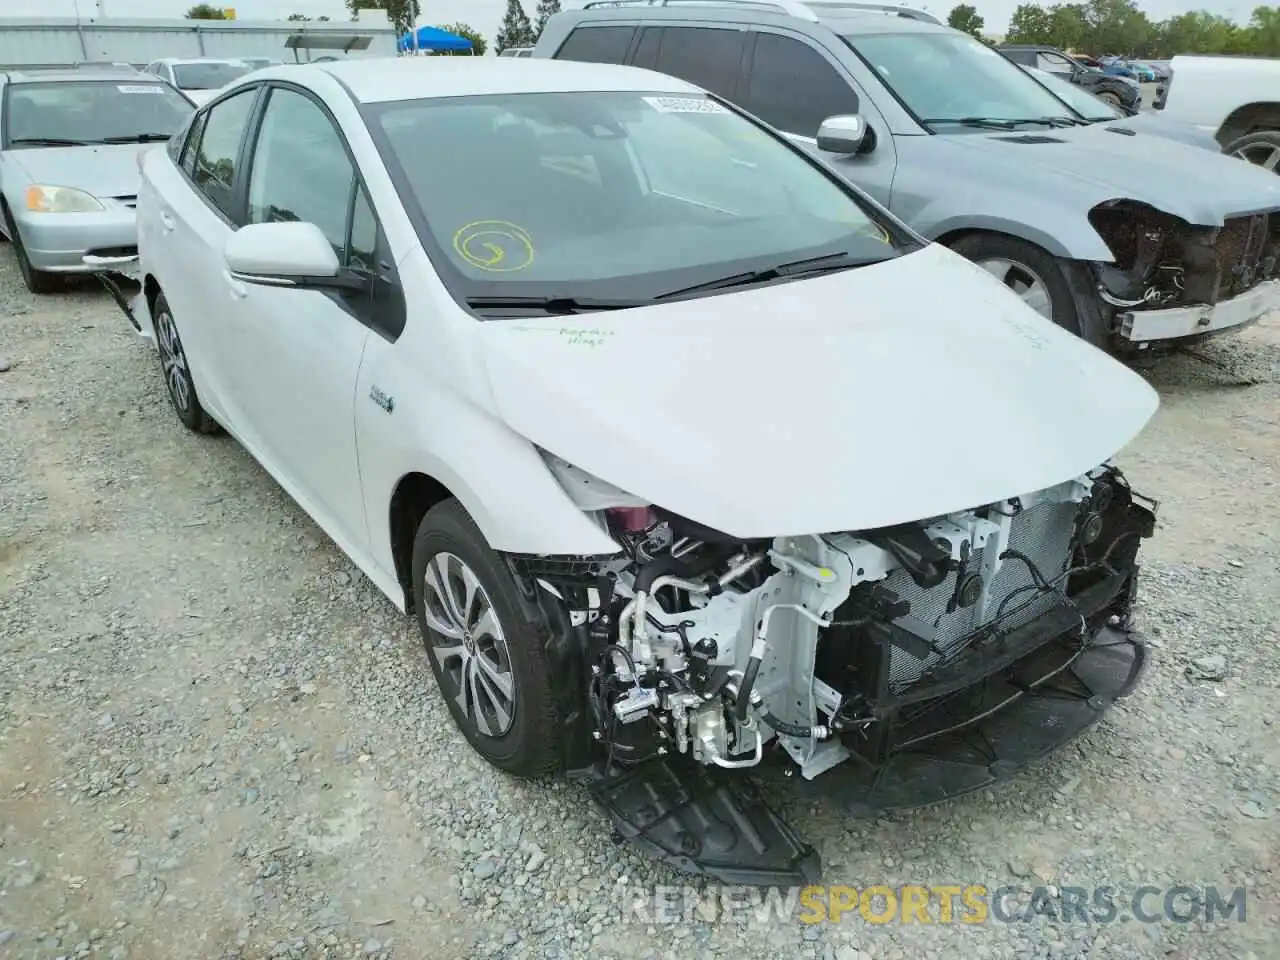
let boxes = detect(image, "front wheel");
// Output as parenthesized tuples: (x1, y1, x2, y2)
(1224, 130, 1280, 173)
(3, 205, 61, 294)
(411, 499, 561, 778)
(949, 233, 1084, 337)
(1097, 90, 1123, 108)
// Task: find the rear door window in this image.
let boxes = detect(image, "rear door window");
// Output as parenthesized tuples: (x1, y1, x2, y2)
(637, 26, 745, 99)
(190, 88, 257, 220)
(741, 33, 859, 138)
(553, 25, 636, 64)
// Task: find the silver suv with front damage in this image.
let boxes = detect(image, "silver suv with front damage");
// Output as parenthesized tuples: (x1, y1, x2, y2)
(535, 0, 1280, 358)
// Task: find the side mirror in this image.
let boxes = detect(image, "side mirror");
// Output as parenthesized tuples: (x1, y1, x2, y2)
(224, 221, 365, 291)
(816, 114, 871, 155)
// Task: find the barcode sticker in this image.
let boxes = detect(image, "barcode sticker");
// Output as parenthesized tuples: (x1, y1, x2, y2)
(642, 96, 729, 115)
(117, 84, 166, 94)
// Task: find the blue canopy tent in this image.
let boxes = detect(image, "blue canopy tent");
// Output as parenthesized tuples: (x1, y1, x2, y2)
(398, 26, 474, 54)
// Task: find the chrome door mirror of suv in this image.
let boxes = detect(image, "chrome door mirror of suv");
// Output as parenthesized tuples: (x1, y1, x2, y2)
(816, 114, 870, 154)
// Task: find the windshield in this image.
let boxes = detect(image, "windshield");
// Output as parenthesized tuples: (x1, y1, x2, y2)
(1022, 66, 1120, 121)
(847, 32, 1075, 128)
(172, 61, 251, 90)
(367, 91, 911, 307)
(2, 80, 195, 147)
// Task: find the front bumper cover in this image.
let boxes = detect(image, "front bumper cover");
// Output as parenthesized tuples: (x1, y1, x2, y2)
(1118, 278, 1280, 343)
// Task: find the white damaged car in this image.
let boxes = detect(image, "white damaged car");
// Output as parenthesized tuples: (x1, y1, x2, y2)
(117, 58, 1160, 885)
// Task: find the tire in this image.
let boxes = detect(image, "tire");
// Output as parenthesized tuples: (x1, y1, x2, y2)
(949, 233, 1084, 338)
(1224, 130, 1280, 173)
(152, 292, 220, 434)
(411, 499, 560, 778)
(1097, 90, 1123, 108)
(2, 204, 62, 294)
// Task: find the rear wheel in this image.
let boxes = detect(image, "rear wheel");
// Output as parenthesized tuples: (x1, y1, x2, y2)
(411, 499, 560, 778)
(1224, 130, 1280, 173)
(153, 292, 220, 434)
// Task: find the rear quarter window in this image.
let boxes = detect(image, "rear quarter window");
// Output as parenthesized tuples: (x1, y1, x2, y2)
(554, 25, 636, 64)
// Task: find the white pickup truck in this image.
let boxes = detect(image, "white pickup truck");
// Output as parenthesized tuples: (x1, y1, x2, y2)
(1157, 54, 1280, 169)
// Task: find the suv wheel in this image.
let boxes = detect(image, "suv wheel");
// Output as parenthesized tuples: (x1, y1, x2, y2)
(1225, 130, 1280, 173)
(411, 500, 560, 778)
(951, 233, 1084, 333)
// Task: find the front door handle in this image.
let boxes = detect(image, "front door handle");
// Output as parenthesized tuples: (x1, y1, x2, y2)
(223, 271, 248, 299)
(159, 210, 175, 232)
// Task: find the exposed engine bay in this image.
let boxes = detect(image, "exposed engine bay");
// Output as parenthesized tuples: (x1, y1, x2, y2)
(505, 461, 1157, 884)
(1091, 200, 1280, 314)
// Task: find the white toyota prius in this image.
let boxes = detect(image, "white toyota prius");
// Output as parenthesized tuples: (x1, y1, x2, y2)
(122, 57, 1162, 884)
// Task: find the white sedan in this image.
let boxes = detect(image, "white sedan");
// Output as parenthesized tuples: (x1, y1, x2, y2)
(122, 58, 1159, 884)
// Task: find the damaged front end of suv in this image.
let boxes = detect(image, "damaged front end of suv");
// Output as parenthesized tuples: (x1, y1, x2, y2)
(1088, 199, 1280, 354)
(502, 458, 1157, 885)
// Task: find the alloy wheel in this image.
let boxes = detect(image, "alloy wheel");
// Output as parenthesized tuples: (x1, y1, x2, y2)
(976, 257, 1053, 319)
(155, 308, 191, 413)
(421, 551, 517, 737)
(1234, 142, 1280, 173)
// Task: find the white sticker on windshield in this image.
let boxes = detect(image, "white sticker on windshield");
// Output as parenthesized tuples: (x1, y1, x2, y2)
(642, 96, 729, 115)
(117, 84, 166, 94)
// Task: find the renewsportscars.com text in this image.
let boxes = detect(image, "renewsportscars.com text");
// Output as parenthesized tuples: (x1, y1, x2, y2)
(624, 884, 1248, 926)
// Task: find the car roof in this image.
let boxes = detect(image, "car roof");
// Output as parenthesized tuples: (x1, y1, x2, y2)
(548, 3, 950, 35)
(820, 12, 952, 34)
(3, 69, 167, 84)
(265, 57, 702, 104)
(155, 57, 246, 65)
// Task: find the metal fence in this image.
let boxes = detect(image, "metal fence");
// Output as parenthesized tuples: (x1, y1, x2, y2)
(0, 16, 399, 71)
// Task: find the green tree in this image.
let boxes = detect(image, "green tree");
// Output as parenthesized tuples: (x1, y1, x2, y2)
(184, 3, 227, 18)
(1246, 5, 1280, 56)
(1005, 3, 1055, 43)
(946, 4, 985, 38)
(288, 12, 310, 19)
(495, 0, 536, 52)
(534, 0, 562, 38)
(434, 21, 487, 56)
(347, 0, 421, 36)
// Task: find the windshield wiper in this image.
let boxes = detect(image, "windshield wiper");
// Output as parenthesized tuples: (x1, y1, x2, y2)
(100, 133, 173, 143)
(6, 137, 92, 146)
(655, 251, 875, 299)
(922, 116, 1081, 130)
(465, 295, 648, 316)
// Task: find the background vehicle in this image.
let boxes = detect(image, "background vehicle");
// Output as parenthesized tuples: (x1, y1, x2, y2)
(535, 0, 1280, 356)
(0, 69, 195, 293)
(1157, 54, 1280, 172)
(1020, 65, 1221, 152)
(142, 57, 254, 105)
(126, 57, 1159, 885)
(998, 44, 1140, 110)
(499, 47, 534, 57)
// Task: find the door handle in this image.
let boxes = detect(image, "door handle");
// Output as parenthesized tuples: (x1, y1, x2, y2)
(223, 271, 248, 299)
(159, 210, 175, 232)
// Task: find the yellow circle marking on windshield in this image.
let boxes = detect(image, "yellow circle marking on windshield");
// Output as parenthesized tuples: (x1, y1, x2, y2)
(453, 220, 535, 272)
(858, 223, 892, 245)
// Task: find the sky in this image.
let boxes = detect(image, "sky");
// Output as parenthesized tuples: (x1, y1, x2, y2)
(0, 0, 1258, 41)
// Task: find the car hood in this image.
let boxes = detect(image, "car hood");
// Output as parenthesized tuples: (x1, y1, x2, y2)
(478, 244, 1159, 539)
(183, 89, 217, 105)
(7, 142, 148, 199)
(938, 124, 1280, 223)
(1098, 112, 1222, 152)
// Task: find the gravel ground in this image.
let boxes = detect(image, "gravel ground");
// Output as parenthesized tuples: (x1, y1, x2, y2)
(1, 250, 1278, 960)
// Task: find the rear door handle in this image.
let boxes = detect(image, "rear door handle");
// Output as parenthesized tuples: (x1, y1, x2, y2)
(223, 271, 248, 299)
(159, 210, 175, 232)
